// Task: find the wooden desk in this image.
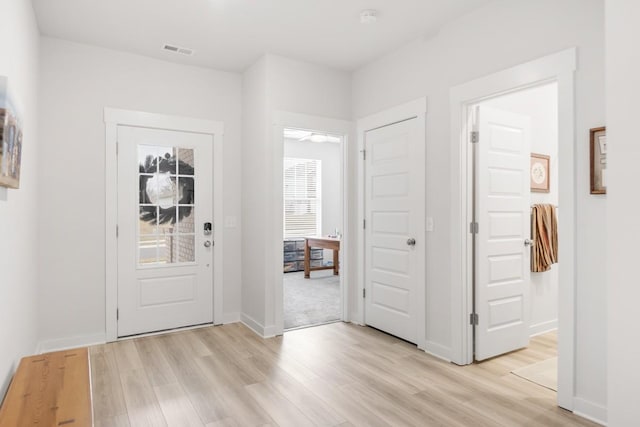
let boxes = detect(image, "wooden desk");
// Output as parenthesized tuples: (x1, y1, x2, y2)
(304, 237, 340, 278)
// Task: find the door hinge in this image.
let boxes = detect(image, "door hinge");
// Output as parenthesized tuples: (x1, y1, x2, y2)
(361, 149, 366, 160)
(116, 141, 119, 156)
(363, 288, 366, 298)
(363, 219, 366, 229)
(470, 313, 478, 325)
(469, 222, 479, 234)
(116, 225, 119, 237)
(470, 131, 479, 144)
(117, 308, 119, 320)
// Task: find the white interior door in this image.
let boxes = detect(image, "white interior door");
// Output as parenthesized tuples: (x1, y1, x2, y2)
(364, 118, 425, 344)
(117, 125, 214, 337)
(475, 105, 531, 361)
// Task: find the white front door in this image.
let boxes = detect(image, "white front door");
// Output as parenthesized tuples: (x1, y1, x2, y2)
(475, 105, 532, 361)
(117, 125, 214, 337)
(364, 118, 425, 344)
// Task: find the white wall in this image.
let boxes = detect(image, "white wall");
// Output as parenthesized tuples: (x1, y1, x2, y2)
(241, 54, 352, 334)
(483, 83, 559, 336)
(284, 138, 342, 237)
(266, 55, 352, 120)
(0, 0, 40, 399)
(241, 56, 269, 331)
(37, 37, 243, 349)
(606, 1, 640, 425)
(352, 0, 606, 421)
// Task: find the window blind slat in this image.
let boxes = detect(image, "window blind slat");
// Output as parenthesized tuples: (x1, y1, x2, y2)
(283, 158, 321, 239)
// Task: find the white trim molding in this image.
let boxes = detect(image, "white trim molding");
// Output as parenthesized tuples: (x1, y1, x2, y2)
(104, 109, 223, 135)
(37, 333, 107, 354)
(423, 341, 452, 362)
(270, 111, 353, 337)
(222, 312, 242, 325)
(449, 48, 577, 411)
(104, 107, 225, 342)
(574, 397, 608, 426)
(241, 313, 277, 339)
(356, 97, 428, 350)
(530, 320, 558, 337)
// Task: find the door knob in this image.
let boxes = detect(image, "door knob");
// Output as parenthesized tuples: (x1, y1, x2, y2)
(204, 240, 212, 248)
(407, 238, 416, 246)
(524, 239, 535, 247)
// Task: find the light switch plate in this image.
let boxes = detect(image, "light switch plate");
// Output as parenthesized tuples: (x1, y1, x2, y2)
(426, 217, 434, 232)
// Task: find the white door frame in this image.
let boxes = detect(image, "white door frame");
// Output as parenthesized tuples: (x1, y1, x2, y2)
(271, 111, 352, 336)
(356, 98, 428, 350)
(104, 108, 225, 342)
(449, 48, 576, 410)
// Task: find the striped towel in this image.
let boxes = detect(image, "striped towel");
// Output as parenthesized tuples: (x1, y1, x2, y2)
(531, 204, 558, 272)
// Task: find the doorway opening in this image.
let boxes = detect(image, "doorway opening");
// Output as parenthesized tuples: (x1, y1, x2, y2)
(104, 108, 225, 342)
(281, 127, 345, 331)
(450, 48, 576, 410)
(471, 82, 559, 392)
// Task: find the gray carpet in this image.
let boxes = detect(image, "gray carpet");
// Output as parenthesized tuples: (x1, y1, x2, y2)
(284, 270, 341, 330)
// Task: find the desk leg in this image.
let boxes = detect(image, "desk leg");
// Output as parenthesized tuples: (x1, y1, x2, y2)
(304, 242, 310, 279)
(333, 249, 339, 275)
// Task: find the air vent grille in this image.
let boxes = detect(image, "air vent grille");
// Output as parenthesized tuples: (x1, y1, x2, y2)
(163, 44, 194, 56)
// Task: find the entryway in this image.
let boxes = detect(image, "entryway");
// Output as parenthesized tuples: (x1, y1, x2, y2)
(470, 83, 560, 395)
(472, 82, 559, 363)
(450, 48, 576, 410)
(104, 108, 224, 340)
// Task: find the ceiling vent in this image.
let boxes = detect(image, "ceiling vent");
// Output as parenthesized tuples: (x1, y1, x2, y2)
(360, 9, 378, 24)
(162, 44, 194, 56)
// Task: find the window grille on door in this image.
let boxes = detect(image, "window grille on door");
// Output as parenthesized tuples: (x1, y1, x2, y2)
(138, 145, 196, 265)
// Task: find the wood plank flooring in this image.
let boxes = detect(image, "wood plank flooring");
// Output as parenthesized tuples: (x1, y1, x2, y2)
(90, 323, 597, 427)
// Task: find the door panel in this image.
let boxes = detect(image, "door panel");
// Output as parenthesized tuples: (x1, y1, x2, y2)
(475, 106, 531, 361)
(364, 118, 425, 344)
(117, 126, 213, 337)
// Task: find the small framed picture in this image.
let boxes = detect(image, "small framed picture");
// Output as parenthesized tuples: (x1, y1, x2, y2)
(530, 153, 550, 193)
(590, 126, 606, 194)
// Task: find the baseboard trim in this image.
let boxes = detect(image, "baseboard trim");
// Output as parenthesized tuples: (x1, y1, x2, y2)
(530, 319, 558, 337)
(241, 313, 271, 338)
(574, 397, 607, 426)
(423, 340, 452, 362)
(222, 312, 241, 324)
(36, 333, 106, 354)
(263, 325, 277, 338)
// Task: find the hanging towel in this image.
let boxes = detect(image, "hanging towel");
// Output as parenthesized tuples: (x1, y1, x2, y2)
(531, 204, 558, 272)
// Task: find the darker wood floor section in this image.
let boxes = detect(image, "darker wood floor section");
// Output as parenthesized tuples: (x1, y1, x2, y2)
(90, 323, 596, 426)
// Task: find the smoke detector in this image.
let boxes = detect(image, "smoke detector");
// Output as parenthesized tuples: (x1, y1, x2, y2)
(360, 9, 378, 24)
(162, 44, 195, 56)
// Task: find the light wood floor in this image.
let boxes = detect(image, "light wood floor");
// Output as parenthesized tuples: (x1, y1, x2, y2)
(90, 323, 597, 427)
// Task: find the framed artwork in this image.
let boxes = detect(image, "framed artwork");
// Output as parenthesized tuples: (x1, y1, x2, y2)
(590, 126, 606, 195)
(0, 76, 23, 189)
(530, 153, 550, 193)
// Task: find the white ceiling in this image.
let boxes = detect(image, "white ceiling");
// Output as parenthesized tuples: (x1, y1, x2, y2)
(32, 0, 492, 72)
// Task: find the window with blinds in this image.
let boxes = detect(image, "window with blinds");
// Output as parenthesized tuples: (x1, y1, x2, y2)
(283, 158, 321, 238)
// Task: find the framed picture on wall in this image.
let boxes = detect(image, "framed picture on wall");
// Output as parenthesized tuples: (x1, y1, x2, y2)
(0, 76, 23, 189)
(530, 153, 550, 193)
(590, 126, 606, 194)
